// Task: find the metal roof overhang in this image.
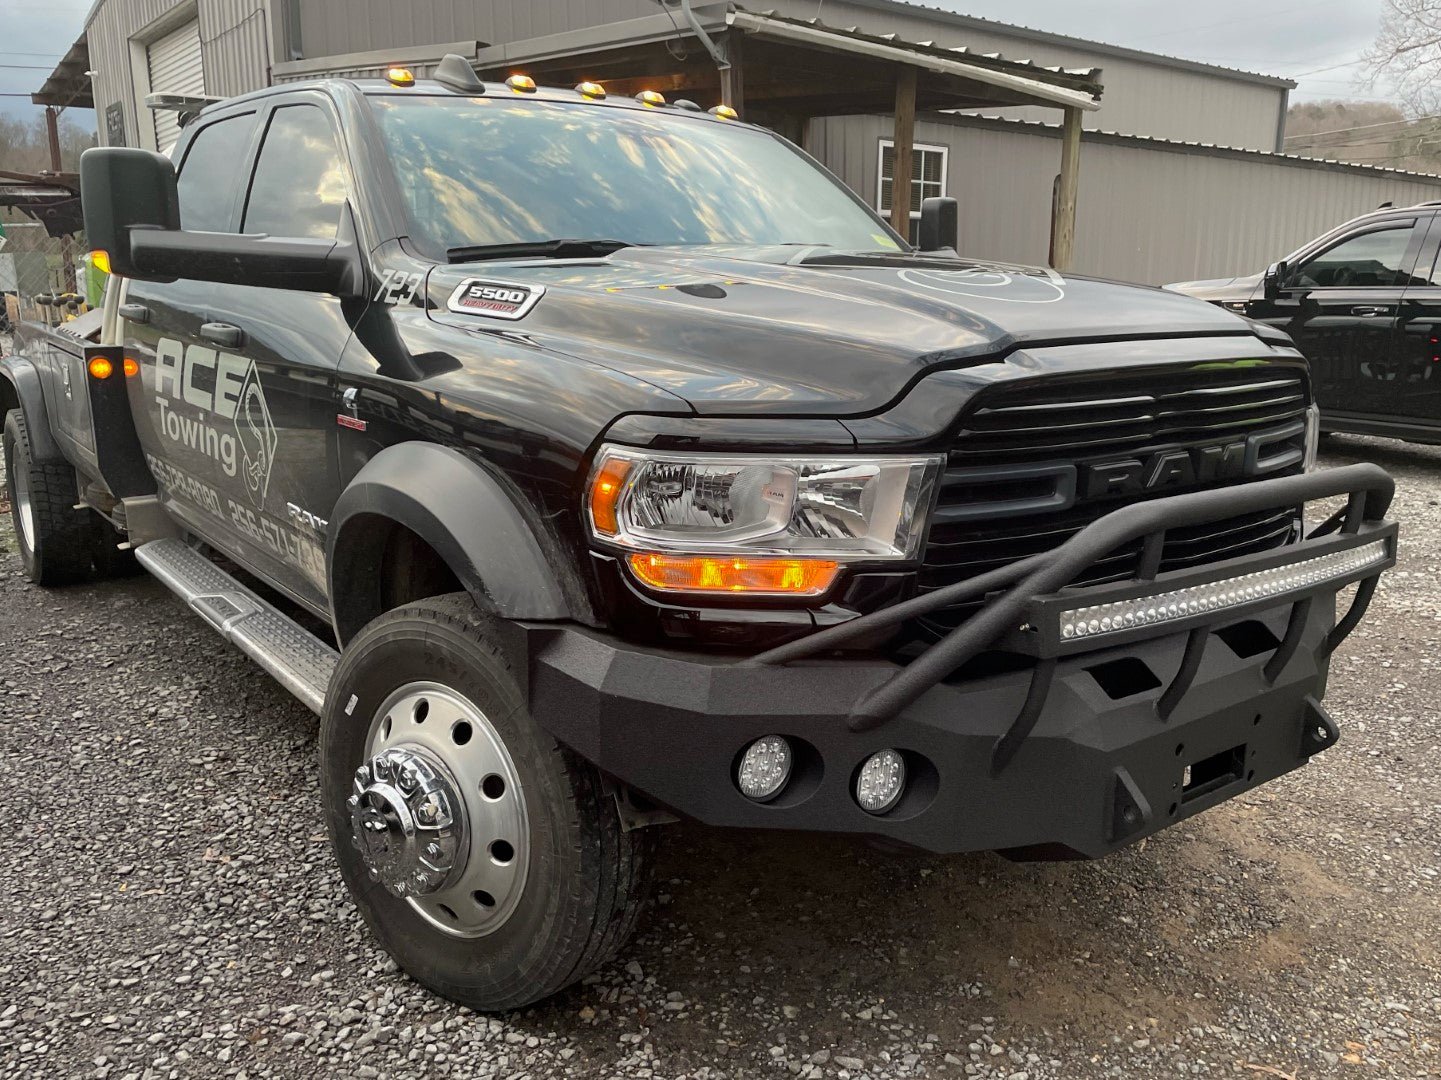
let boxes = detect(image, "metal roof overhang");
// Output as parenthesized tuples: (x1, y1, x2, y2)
(471, 4, 1102, 119)
(31, 37, 93, 110)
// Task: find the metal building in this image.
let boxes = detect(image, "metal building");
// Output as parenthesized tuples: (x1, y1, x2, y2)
(60, 0, 1441, 284)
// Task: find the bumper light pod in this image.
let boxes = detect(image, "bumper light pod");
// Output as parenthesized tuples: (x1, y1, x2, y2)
(737, 736, 792, 801)
(856, 750, 906, 814)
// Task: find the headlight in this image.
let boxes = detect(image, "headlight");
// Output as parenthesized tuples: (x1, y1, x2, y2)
(586, 446, 942, 596)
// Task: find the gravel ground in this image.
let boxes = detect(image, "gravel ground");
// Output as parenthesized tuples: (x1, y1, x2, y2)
(0, 433, 1437, 1080)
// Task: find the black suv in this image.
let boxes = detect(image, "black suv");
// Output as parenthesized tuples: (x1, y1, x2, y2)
(1169, 201, 1441, 445)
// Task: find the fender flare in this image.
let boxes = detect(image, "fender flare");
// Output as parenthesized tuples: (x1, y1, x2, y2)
(327, 442, 582, 642)
(0, 355, 63, 463)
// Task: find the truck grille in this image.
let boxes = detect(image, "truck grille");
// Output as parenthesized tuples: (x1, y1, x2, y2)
(918, 366, 1310, 634)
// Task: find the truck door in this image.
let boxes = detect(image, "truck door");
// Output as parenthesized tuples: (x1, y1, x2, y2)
(1247, 215, 1426, 425)
(126, 97, 360, 612)
(206, 98, 362, 607)
(124, 108, 261, 552)
(1388, 212, 1441, 435)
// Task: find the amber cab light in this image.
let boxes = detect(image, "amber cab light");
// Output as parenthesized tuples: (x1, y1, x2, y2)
(88, 355, 114, 379)
(628, 553, 840, 597)
(385, 66, 415, 87)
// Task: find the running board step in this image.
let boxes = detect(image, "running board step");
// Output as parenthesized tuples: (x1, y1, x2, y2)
(135, 538, 337, 714)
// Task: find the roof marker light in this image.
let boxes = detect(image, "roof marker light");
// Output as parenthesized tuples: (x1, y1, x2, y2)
(576, 81, 607, 100)
(636, 89, 667, 107)
(507, 74, 537, 93)
(385, 67, 415, 87)
(709, 104, 739, 120)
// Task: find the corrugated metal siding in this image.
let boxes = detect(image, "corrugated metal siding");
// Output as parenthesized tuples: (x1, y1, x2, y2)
(292, 0, 656, 60)
(806, 114, 1441, 285)
(87, 0, 272, 149)
(769, 0, 1287, 151)
(147, 19, 204, 152)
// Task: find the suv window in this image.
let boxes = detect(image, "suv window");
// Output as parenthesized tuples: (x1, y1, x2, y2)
(242, 104, 347, 239)
(176, 113, 258, 231)
(1291, 222, 1419, 288)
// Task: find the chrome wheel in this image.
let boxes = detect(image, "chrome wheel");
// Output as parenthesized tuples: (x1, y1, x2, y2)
(354, 681, 529, 937)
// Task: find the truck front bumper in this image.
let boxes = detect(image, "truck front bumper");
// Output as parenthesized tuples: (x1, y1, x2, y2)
(526, 464, 1397, 858)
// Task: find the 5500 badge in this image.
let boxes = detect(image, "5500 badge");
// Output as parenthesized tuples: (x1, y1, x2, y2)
(446, 278, 545, 320)
(151, 337, 278, 508)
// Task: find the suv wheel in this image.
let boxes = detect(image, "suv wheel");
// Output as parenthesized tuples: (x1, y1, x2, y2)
(320, 594, 655, 1011)
(3, 408, 93, 585)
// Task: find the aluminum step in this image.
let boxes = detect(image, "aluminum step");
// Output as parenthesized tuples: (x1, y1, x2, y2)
(135, 538, 337, 714)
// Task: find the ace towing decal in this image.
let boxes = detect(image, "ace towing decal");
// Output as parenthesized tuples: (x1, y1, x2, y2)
(153, 337, 279, 508)
(447, 278, 545, 320)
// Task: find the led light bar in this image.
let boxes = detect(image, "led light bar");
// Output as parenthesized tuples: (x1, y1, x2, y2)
(1060, 539, 1389, 641)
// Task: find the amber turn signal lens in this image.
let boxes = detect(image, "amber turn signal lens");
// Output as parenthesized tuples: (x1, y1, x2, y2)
(123, 357, 140, 377)
(385, 66, 415, 87)
(89, 249, 111, 274)
(588, 457, 632, 536)
(628, 553, 840, 596)
(88, 356, 114, 379)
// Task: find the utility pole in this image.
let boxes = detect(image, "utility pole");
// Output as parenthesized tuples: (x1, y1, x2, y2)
(44, 104, 78, 294)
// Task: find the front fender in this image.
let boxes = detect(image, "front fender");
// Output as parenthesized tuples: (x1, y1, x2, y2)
(0, 355, 63, 463)
(327, 442, 583, 642)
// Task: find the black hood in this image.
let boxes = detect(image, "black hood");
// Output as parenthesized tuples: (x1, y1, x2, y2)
(427, 246, 1262, 416)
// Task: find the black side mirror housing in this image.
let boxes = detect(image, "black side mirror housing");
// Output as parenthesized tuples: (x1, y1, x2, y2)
(918, 196, 959, 253)
(1263, 259, 1289, 299)
(80, 144, 363, 298)
(80, 146, 181, 279)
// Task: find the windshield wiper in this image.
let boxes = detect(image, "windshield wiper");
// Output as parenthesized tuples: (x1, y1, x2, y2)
(446, 238, 639, 263)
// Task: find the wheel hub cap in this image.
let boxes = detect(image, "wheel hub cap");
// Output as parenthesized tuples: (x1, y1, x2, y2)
(349, 747, 466, 897)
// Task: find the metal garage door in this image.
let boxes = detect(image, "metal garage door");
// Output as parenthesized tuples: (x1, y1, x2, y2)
(147, 20, 204, 154)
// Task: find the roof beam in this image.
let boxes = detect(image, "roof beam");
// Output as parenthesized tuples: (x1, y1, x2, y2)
(728, 11, 1101, 112)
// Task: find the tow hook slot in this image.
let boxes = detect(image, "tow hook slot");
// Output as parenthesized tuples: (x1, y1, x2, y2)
(1300, 696, 1339, 757)
(1181, 743, 1246, 804)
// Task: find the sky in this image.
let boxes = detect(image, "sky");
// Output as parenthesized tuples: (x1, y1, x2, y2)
(0, 0, 1398, 130)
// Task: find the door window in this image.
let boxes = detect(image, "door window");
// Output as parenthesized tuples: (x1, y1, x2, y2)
(242, 104, 347, 239)
(1291, 223, 1419, 288)
(176, 113, 258, 231)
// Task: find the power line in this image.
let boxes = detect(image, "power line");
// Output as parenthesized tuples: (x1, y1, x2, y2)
(1285, 113, 1441, 141)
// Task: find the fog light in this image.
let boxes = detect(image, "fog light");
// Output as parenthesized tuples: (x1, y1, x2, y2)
(737, 736, 792, 802)
(856, 750, 906, 814)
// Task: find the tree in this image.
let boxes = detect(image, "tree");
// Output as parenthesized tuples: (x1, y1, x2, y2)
(1365, 0, 1441, 115)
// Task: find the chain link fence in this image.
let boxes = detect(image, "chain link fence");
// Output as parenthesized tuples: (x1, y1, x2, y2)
(1, 221, 96, 332)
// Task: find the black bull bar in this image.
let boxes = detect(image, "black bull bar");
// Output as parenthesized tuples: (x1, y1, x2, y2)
(746, 463, 1397, 772)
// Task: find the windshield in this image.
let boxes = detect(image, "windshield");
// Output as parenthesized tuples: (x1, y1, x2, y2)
(368, 95, 903, 257)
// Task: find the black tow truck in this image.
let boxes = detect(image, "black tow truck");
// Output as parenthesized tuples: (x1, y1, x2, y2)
(0, 57, 1398, 1010)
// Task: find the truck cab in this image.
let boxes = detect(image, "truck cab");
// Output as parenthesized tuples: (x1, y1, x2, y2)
(1, 58, 1398, 1012)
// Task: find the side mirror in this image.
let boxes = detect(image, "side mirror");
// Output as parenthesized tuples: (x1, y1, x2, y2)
(1263, 259, 1289, 299)
(80, 146, 180, 279)
(80, 145, 363, 297)
(918, 196, 959, 253)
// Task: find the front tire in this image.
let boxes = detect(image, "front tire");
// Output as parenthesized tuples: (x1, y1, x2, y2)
(320, 594, 654, 1011)
(3, 408, 93, 585)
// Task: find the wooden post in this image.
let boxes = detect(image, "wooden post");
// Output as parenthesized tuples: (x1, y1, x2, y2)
(719, 31, 744, 112)
(890, 65, 917, 238)
(45, 106, 63, 172)
(1052, 105, 1083, 271)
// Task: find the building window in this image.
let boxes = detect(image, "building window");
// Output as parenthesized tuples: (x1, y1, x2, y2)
(878, 140, 947, 246)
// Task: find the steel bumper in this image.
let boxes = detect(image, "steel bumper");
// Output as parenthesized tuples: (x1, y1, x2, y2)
(526, 464, 1396, 858)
